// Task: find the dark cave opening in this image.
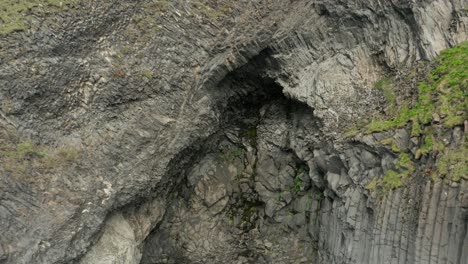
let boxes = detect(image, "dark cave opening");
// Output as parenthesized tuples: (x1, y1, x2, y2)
(138, 49, 323, 264)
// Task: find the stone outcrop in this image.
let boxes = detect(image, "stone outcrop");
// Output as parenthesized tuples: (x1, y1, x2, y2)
(0, 0, 466, 264)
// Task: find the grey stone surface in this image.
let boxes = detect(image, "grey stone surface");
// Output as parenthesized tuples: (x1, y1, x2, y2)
(0, 0, 466, 264)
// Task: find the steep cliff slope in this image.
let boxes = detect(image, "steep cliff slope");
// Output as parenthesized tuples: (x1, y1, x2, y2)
(0, 1, 467, 264)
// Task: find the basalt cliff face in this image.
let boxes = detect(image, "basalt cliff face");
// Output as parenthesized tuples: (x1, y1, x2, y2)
(0, 1, 467, 264)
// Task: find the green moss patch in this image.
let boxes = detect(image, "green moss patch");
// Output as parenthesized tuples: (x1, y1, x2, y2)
(366, 152, 415, 194)
(0, 0, 76, 35)
(433, 142, 467, 182)
(365, 42, 467, 133)
(191, 1, 232, 20)
(218, 146, 245, 163)
(290, 165, 308, 194)
(381, 170, 402, 191)
(375, 77, 397, 115)
(0, 133, 80, 177)
(379, 137, 401, 152)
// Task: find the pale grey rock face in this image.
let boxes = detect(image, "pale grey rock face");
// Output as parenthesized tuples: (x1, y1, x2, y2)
(79, 213, 142, 264)
(0, 0, 467, 264)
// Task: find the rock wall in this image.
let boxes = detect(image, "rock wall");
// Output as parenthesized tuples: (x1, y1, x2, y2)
(138, 95, 467, 264)
(0, 0, 467, 263)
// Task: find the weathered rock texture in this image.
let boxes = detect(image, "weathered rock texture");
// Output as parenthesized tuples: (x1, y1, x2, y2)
(0, 0, 467, 264)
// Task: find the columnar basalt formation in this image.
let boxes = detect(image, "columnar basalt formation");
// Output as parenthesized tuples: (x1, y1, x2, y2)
(0, 1, 466, 264)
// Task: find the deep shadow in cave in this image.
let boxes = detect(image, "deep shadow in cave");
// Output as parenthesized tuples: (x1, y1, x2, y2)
(138, 49, 322, 264)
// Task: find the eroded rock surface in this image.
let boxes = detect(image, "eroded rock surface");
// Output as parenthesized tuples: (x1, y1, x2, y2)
(0, 0, 467, 263)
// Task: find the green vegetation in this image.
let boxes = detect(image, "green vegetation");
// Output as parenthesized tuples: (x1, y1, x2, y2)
(350, 43, 467, 188)
(240, 125, 258, 146)
(375, 77, 397, 115)
(226, 199, 259, 231)
(289, 165, 308, 193)
(344, 127, 360, 138)
(417, 135, 434, 156)
(410, 118, 423, 137)
(0, 136, 80, 177)
(366, 103, 430, 133)
(434, 142, 467, 182)
(2, 140, 47, 174)
(415, 129, 445, 159)
(241, 202, 257, 221)
(278, 191, 285, 202)
(381, 152, 414, 192)
(0, 0, 37, 34)
(306, 195, 313, 211)
(145, 0, 172, 11)
(1, 98, 14, 114)
(366, 169, 402, 194)
(314, 192, 324, 201)
(381, 170, 402, 190)
(292, 177, 303, 193)
(0, 0, 76, 35)
(343, 119, 368, 138)
(219, 146, 245, 163)
(142, 69, 153, 80)
(242, 126, 257, 140)
(365, 42, 467, 133)
(360, 42, 467, 185)
(395, 152, 415, 173)
(43, 146, 80, 170)
(305, 192, 324, 212)
(365, 178, 379, 192)
(132, 0, 173, 39)
(380, 137, 401, 153)
(192, 1, 225, 20)
(366, 152, 415, 193)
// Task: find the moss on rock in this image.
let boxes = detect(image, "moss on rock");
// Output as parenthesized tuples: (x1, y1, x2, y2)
(364, 42, 467, 134)
(0, 0, 76, 35)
